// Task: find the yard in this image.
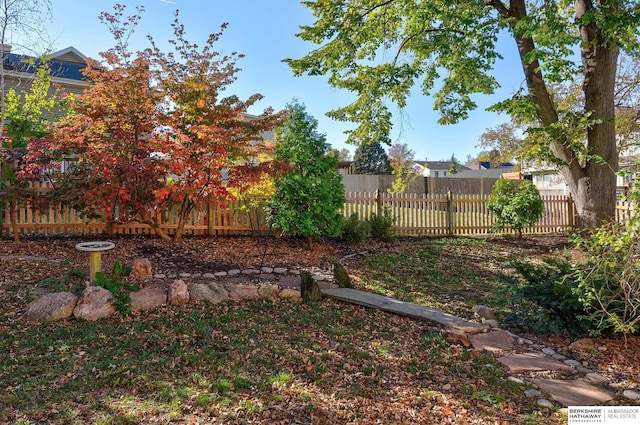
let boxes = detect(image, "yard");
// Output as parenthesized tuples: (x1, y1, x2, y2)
(1, 234, 638, 424)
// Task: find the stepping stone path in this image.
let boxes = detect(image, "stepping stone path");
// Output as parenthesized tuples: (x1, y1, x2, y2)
(22, 255, 631, 411)
(320, 287, 624, 410)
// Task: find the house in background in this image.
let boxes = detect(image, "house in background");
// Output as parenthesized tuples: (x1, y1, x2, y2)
(412, 160, 471, 177)
(2, 45, 89, 97)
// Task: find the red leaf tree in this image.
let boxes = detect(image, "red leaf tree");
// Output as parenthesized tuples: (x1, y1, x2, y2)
(51, 5, 284, 241)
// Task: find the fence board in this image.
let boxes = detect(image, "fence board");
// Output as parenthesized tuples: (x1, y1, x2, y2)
(1, 184, 635, 238)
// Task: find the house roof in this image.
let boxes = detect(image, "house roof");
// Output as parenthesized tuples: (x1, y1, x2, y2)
(414, 160, 471, 171)
(3, 46, 87, 82)
(450, 166, 515, 179)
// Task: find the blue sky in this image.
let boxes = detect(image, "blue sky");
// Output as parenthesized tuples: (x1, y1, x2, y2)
(44, 0, 525, 162)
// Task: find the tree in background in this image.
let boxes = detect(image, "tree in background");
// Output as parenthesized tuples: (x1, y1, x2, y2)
(480, 56, 640, 169)
(4, 63, 72, 148)
(488, 179, 544, 238)
(287, 0, 640, 229)
(352, 141, 392, 175)
(49, 5, 283, 242)
(328, 147, 351, 161)
(270, 100, 346, 248)
(448, 154, 460, 175)
(388, 142, 419, 194)
(0, 0, 52, 142)
(0, 63, 72, 242)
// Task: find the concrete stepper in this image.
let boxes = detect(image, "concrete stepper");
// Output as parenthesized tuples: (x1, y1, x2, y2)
(321, 287, 620, 408)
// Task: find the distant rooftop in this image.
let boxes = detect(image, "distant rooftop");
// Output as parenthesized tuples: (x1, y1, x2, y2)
(2, 47, 87, 82)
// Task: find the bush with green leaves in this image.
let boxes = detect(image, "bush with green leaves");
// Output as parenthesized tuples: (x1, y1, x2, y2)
(94, 260, 138, 317)
(571, 223, 640, 336)
(340, 213, 370, 245)
(504, 257, 596, 336)
(368, 206, 395, 242)
(569, 170, 640, 337)
(487, 179, 544, 238)
(269, 101, 346, 247)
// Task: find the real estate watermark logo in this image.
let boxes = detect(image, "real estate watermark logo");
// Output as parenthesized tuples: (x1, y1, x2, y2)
(568, 406, 640, 424)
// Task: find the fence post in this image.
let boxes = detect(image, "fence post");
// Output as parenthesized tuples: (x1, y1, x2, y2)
(207, 203, 215, 236)
(447, 190, 454, 236)
(375, 189, 382, 216)
(566, 193, 574, 229)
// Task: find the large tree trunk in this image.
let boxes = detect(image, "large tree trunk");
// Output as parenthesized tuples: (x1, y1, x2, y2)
(571, 0, 619, 228)
(496, 0, 619, 229)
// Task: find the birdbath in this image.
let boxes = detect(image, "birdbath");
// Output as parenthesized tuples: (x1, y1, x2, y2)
(75, 241, 115, 284)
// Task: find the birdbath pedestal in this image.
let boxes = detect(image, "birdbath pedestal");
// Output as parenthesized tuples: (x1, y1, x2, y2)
(75, 241, 115, 284)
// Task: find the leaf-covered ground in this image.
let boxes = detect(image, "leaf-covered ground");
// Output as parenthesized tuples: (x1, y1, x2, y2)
(0, 234, 636, 424)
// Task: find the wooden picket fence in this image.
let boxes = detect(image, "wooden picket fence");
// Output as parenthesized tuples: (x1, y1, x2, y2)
(0, 184, 635, 238)
(344, 191, 578, 236)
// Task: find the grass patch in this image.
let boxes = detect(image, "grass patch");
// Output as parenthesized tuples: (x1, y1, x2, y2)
(1, 237, 572, 424)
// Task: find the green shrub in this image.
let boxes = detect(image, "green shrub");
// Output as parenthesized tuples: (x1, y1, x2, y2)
(94, 260, 138, 317)
(503, 257, 596, 336)
(340, 213, 370, 244)
(368, 206, 395, 242)
(487, 179, 544, 238)
(269, 101, 346, 247)
(571, 222, 640, 336)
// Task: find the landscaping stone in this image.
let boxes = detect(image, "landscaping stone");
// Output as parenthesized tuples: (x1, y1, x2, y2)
(542, 347, 556, 356)
(564, 359, 582, 368)
(189, 283, 228, 304)
(536, 399, 554, 408)
(178, 272, 191, 278)
(497, 352, 573, 374)
(129, 258, 153, 279)
(468, 330, 514, 352)
(577, 366, 594, 374)
(73, 286, 115, 321)
(130, 287, 167, 311)
(273, 267, 287, 274)
(169, 280, 189, 306)
(202, 273, 215, 279)
(153, 274, 166, 279)
(279, 288, 301, 301)
(258, 283, 279, 298)
(623, 390, 640, 400)
(532, 378, 615, 407)
(316, 280, 339, 290)
(569, 338, 596, 353)
(301, 271, 322, 301)
(322, 287, 464, 327)
(585, 373, 609, 384)
(261, 267, 273, 273)
(228, 269, 241, 276)
(24, 292, 77, 322)
(214, 271, 228, 277)
(446, 321, 488, 335)
(278, 275, 302, 288)
(333, 262, 352, 288)
(227, 283, 259, 300)
(524, 389, 542, 398)
(508, 377, 525, 384)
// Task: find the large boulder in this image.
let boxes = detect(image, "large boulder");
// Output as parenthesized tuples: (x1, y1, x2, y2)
(74, 286, 116, 321)
(23, 292, 78, 322)
(169, 280, 190, 306)
(190, 282, 229, 304)
(130, 287, 167, 311)
(129, 258, 153, 280)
